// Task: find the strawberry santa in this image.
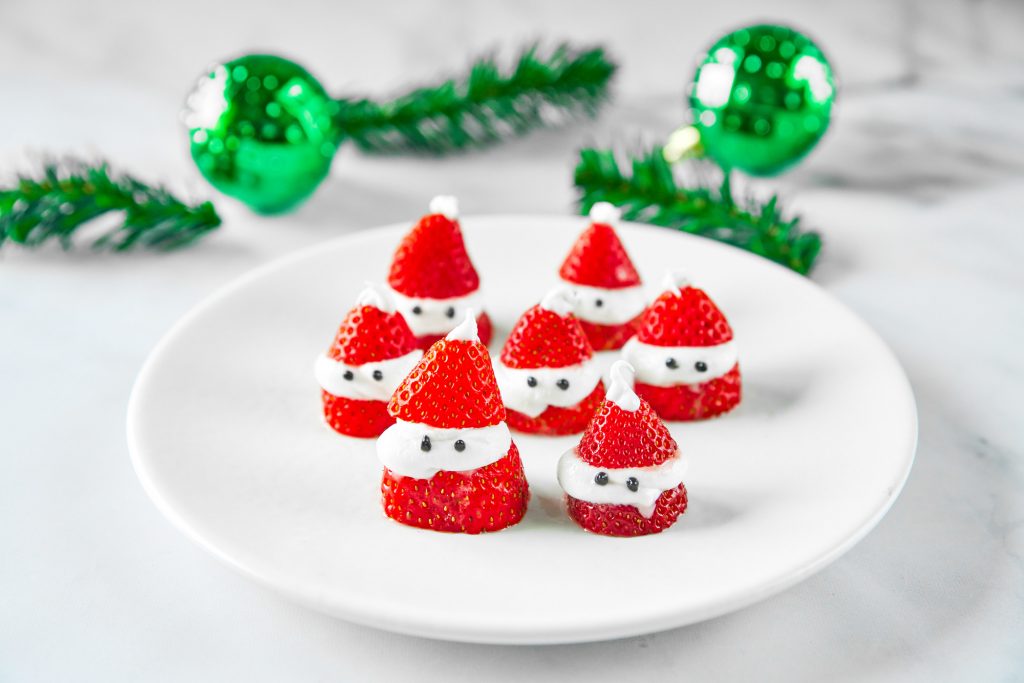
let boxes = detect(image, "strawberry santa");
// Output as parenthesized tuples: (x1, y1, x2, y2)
(386, 195, 492, 349)
(622, 272, 741, 421)
(493, 288, 604, 435)
(557, 361, 688, 536)
(558, 202, 646, 351)
(314, 284, 423, 438)
(377, 312, 529, 534)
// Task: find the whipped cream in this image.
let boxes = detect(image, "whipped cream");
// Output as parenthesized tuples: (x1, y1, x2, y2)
(589, 201, 622, 225)
(429, 195, 459, 220)
(387, 287, 484, 337)
(377, 419, 511, 480)
(493, 359, 602, 418)
(622, 338, 738, 387)
(557, 448, 687, 518)
(606, 360, 640, 412)
(315, 349, 422, 402)
(561, 281, 645, 325)
(354, 282, 396, 313)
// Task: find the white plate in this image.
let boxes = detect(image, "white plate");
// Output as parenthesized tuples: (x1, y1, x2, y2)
(127, 216, 917, 645)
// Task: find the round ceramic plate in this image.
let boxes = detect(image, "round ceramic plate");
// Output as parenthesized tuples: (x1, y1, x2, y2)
(127, 216, 917, 645)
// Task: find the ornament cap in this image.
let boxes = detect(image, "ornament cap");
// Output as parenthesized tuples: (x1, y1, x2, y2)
(429, 195, 459, 220)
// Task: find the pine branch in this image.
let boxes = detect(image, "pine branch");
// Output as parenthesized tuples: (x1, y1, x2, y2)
(0, 160, 221, 252)
(335, 43, 617, 155)
(574, 147, 822, 274)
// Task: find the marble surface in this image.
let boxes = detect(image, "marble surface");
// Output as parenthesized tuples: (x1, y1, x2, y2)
(1, 0, 1022, 680)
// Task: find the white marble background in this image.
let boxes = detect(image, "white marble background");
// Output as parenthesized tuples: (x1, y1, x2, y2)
(1, 0, 1023, 680)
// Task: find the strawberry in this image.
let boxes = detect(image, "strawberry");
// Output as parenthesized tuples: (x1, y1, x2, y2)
(566, 483, 688, 537)
(322, 392, 395, 438)
(389, 336, 505, 429)
(499, 304, 591, 369)
(559, 222, 641, 289)
(558, 360, 688, 536)
(635, 365, 742, 421)
(636, 287, 733, 347)
(327, 305, 419, 366)
(576, 399, 678, 469)
(387, 211, 480, 300)
(318, 287, 421, 439)
(506, 382, 605, 435)
(378, 314, 529, 534)
(381, 444, 529, 534)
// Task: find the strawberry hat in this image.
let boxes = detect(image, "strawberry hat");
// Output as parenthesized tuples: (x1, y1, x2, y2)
(387, 195, 480, 299)
(499, 289, 593, 370)
(636, 272, 734, 347)
(577, 362, 678, 470)
(559, 202, 641, 289)
(388, 311, 505, 429)
(327, 284, 419, 365)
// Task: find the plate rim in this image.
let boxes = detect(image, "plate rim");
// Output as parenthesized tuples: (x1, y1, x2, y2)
(127, 215, 919, 644)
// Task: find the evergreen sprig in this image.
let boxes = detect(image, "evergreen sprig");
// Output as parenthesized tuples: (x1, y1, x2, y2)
(335, 44, 617, 155)
(574, 146, 822, 274)
(0, 160, 221, 252)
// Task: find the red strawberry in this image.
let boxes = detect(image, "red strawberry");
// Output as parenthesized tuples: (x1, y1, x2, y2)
(327, 305, 419, 366)
(636, 287, 733, 347)
(559, 361, 688, 537)
(635, 365, 742, 421)
(388, 335, 505, 429)
(567, 483, 688, 537)
(499, 304, 591, 369)
(322, 392, 394, 438)
(559, 222, 641, 290)
(506, 382, 605, 436)
(387, 211, 480, 300)
(575, 316, 641, 352)
(381, 444, 529, 534)
(379, 314, 529, 534)
(412, 311, 493, 350)
(319, 289, 421, 439)
(576, 399, 678, 470)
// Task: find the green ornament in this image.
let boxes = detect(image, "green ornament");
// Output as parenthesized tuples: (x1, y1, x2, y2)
(184, 55, 340, 215)
(688, 24, 835, 176)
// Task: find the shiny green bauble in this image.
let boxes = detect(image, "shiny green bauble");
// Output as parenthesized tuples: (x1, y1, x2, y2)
(689, 24, 835, 176)
(184, 55, 340, 214)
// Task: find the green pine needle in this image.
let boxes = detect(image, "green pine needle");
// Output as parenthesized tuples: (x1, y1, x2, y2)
(0, 160, 221, 252)
(335, 43, 617, 154)
(574, 146, 822, 274)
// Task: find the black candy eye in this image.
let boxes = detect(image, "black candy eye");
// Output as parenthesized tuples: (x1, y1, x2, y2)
(420, 436, 431, 452)
(454, 439, 466, 452)
(556, 379, 570, 390)
(526, 376, 538, 388)
(626, 477, 640, 492)
(695, 361, 708, 373)
(372, 369, 384, 381)
(594, 471, 609, 486)
(665, 358, 678, 369)
(445, 306, 456, 319)
(412, 305, 422, 315)
(343, 370, 354, 380)
(595, 298, 604, 308)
